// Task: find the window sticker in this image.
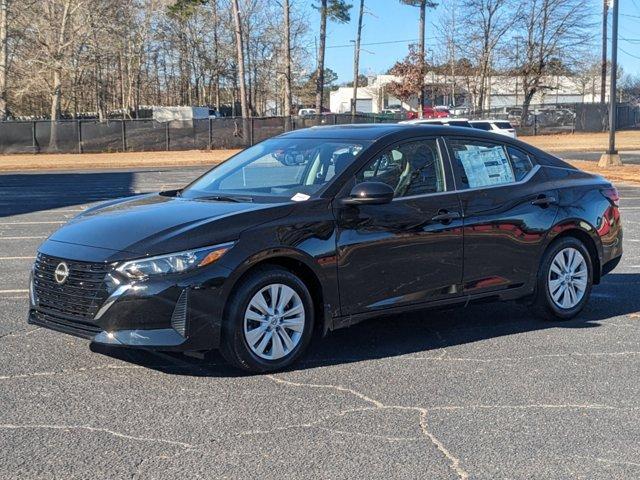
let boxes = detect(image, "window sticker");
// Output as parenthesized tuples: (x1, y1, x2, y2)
(291, 192, 310, 202)
(457, 147, 515, 188)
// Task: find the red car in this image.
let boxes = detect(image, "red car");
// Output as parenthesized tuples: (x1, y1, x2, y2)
(406, 106, 449, 120)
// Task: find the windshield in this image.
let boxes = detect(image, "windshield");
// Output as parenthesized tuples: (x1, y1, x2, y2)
(181, 138, 368, 201)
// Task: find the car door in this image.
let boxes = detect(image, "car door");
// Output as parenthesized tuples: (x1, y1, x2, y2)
(444, 136, 559, 295)
(335, 137, 464, 316)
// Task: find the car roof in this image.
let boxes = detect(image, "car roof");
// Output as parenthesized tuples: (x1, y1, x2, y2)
(278, 123, 508, 142)
(469, 119, 511, 124)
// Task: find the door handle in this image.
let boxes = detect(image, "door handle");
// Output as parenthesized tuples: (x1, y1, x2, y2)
(531, 195, 557, 207)
(431, 210, 461, 223)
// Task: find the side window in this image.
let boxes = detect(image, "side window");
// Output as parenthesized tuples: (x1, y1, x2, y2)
(448, 139, 515, 188)
(356, 139, 445, 198)
(506, 146, 534, 181)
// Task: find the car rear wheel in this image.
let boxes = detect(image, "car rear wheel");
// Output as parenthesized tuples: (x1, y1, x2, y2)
(533, 237, 593, 321)
(220, 266, 314, 373)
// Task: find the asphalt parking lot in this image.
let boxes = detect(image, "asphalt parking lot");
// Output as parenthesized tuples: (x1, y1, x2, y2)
(1, 166, 640, 479)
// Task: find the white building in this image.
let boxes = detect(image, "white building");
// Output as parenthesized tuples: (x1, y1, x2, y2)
(330, 73, 608, 114)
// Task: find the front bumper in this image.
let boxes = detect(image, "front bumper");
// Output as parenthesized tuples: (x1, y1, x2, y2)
(28, 253, 232, 352)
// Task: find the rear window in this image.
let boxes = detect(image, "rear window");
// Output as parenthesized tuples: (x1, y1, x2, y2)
(494, 122, 513, 130)
(471, 122, 492, 131)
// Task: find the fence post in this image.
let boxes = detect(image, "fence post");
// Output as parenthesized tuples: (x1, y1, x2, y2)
(165, 122, 170, 151)
(249, 117, 254, 146)
(534, 113, 538, 136)
(32, 121, 38, 153)
(77, 120, 83, 154)
(121, 120, 127, 151)
(208, 118, 212, 150)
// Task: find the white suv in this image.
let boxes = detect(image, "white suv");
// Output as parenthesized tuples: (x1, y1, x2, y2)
(469, 120, 517, 138)
(399, 118, 473, 128)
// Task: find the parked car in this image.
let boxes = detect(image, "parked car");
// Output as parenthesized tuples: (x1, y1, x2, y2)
(29, 124, 623, 372)
(297, 108, 318, 117)
(470, 119, 518, 138)
(400, 118, 473, 128)
(450, 106, 470, 116)
(406, 106, 449, 120)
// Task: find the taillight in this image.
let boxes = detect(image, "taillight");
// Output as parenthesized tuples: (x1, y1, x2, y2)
(601, 187, 620, 207)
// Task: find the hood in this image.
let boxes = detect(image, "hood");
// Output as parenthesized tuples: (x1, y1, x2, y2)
(47, 193, 292, 261)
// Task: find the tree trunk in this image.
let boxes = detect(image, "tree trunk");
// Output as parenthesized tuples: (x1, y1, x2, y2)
(418, 0, 426, 118)
(283, 0, 292, 121)
(315, 0, 327, 113)
(49, 69, 62, 149)
(0, 0, 8, 120)
(351, 0, 364, 118)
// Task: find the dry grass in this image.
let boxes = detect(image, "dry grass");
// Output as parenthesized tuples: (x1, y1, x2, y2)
(520, 130, 640, 152)
(0, 149, 239, 172)
(566, 160, 640, 186)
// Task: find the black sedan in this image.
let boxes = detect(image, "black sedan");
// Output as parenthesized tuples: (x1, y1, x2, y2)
(28, 124, 623, 372)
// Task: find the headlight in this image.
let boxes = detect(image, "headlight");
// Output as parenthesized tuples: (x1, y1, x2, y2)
(115, 242, 233, 280)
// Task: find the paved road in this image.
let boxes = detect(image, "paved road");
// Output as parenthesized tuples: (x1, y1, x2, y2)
(1, 167, 640, 479)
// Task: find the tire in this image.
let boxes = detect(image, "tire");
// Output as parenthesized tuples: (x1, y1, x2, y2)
(532, 237, 593, 321)
(219, 266, 315, 373)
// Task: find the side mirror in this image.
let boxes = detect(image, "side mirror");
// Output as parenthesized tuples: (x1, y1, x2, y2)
(340, 181, 395, 206)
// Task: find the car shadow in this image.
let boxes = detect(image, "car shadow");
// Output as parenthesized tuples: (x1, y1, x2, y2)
(90, 272, 640, 377)
(0, 171, 141, 218)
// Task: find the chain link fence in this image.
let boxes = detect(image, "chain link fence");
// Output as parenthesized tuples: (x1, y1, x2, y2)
(466, 102, 639, 136)
(0, 106, 637, 155)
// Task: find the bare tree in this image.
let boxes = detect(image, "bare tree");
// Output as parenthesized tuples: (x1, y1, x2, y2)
(400, 0, 436, 117)
(314, 0, 351, 113)
(516, 0, 591, 121)
(350, 0, 364, 117)
(460, 0, 515, 112)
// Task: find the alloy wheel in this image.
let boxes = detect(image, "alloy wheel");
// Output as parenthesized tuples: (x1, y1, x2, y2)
(547, 247, 588, 310)
(243, 283, 306, 360)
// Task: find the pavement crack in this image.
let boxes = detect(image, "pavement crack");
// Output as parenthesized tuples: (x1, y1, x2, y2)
(418, 409, 470, 480)
(265, 374, 469, 479)
(265, 374, 384, 408)
(0, 423, 197, 449)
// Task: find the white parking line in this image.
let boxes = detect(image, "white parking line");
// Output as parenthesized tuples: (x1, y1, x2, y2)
(0, 236, 47, 240)
(0, 289, 29, 293)
(0, 256, 35, 260)
(0, 221, 64, 225)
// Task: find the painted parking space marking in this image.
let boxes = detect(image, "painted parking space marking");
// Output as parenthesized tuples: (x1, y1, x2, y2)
(0, 289, 29, 294)
(0, 236, 47, 240)
(0, 256, 35, 260)
(0, 221, 65, 225)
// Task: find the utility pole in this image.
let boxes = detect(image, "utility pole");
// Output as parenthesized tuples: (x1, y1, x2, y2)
(599, 0, 621, 167)
(515, 37, 520, 106)
(0, 0, 8, 121)
(283, 0, 292, 124)
(600, 0, 608, 106)
(351, 0, 365, 118)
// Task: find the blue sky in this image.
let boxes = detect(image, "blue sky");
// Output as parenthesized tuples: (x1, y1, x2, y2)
(301, 0, 640, 84)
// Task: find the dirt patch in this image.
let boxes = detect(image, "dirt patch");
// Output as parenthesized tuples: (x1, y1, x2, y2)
(520, 130, 640, 152)
(566, 160, 640, 186)
(0, 149, 239, 172)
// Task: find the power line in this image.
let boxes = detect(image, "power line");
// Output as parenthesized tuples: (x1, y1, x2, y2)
(326, 38, 436, 49)
(619, 46, 640, 60)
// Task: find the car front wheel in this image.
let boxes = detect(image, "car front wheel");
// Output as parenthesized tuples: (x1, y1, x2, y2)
(533, 237, 593, 321)
(220, 266, 314, 373)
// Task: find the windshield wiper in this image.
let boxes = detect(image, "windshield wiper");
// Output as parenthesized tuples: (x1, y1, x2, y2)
(196, 195, 253, 203)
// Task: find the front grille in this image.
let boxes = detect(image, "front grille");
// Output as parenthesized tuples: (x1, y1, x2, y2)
(29, 310, 103, 339)
(32, 253, 112, 322)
